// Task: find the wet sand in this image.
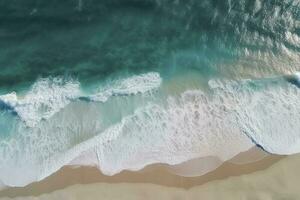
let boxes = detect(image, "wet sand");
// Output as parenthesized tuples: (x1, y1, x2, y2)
(5, 151, 297, 200)
(0, 148, 281, 198)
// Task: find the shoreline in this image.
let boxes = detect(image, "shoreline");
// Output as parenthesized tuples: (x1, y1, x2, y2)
(3, 153, 300, 200)
(0, 148, 282, 198)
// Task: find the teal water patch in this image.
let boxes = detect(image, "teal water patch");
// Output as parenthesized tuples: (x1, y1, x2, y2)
(0, 112, 17, 139)
(2, 0, 299, 92)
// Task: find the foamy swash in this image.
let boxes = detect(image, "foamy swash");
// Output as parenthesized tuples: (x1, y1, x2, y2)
(0, 72, 299, 187)
(0, 72, 162, 127)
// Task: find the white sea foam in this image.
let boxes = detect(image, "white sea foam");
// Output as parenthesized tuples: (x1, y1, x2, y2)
(0, 78, 81, 127)
(1, 73, 300, 188)
(0, 92, 18, 108)
(88, 72, 162, 102)
(209, 77, 300, 154)
(0, 72, 162, 127)
(294, 72, 300, 84)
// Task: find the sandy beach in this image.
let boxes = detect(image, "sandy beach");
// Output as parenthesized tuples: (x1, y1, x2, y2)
(0, 147, 282, 199)
(9, 151, 298, 200)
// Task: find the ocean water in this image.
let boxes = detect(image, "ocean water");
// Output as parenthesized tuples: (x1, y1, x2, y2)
(0, 0, 299, 187)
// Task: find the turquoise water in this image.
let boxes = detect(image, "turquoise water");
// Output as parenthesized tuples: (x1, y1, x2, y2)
(1, 0, 298, 91)
(0, 0, 300, 187)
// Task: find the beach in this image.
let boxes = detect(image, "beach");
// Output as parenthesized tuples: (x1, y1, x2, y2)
(0, 147, 282, 199)
(17, 151, 298, 200)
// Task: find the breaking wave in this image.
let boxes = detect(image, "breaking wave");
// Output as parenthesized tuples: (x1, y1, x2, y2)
(0, 72, 161, 127)
(0, 72, 299, 187)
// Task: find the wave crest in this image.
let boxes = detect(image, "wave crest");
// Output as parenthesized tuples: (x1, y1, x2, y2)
(0, 72, 162, 127)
